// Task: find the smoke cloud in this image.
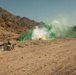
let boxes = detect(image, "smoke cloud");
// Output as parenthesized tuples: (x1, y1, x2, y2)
(17, 16, 76, 41)
(32, 20, 76, 40)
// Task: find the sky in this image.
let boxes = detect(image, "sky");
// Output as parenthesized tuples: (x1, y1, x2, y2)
(0, 0, 76, 23)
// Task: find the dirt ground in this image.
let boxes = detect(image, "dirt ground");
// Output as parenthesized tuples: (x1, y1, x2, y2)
(0, 38, 76, 75)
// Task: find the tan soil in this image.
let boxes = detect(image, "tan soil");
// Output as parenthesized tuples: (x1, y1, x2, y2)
(0, 38, 76, 75)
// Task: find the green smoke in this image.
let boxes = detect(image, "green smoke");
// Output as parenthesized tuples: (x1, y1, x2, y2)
(17, 21, 76, 41)
(17, 30, 33, 41)
(38, 21, 76, 39)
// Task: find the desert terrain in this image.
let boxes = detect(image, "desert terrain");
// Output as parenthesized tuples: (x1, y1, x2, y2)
(0, 38, 76, 75)
(0, 7, 76, 75)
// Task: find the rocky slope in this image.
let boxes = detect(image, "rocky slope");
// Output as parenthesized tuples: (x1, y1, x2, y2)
(0, 7, 39, 34)
(0, 7, 39, 41)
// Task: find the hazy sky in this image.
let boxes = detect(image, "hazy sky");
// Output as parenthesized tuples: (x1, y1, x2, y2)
(0, 0, 76, 22)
